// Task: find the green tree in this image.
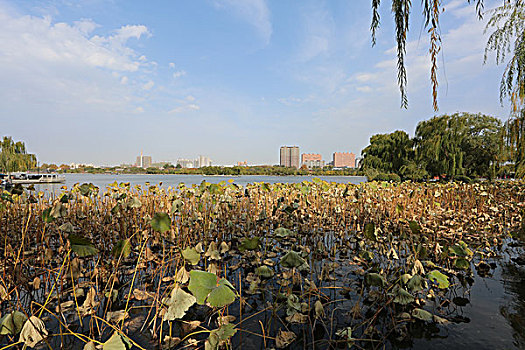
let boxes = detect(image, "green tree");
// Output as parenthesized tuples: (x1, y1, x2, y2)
(461, 113, 503, 178)
(0, 136, 37, 173)
(414, 113, 502, 178)
(505, 110, 525, 177)
(361, 130, 414, 173)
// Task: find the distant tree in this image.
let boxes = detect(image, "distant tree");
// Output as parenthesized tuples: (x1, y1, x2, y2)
(0, 136, 37, 173)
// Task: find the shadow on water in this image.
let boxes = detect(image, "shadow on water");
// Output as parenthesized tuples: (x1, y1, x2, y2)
(500, 261, 525, 349)
(405, 240, 525, 350)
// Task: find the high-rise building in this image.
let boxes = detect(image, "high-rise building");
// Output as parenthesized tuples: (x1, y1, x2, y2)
(333, 152, 356, 168)
(135, 151, 152, 168)
(280, 146, 300, 168)
(195, 155, 212, 168)
(301, 153, 324, 169)
(177, 159, 194, 168)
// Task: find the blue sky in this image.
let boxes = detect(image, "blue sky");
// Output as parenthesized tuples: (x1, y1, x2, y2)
(0, 0, 509, 166)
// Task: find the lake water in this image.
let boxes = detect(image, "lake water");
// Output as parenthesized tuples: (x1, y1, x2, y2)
(34, 173, 367, 193)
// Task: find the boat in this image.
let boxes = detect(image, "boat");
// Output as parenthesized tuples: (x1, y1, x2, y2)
(10, 173, 66, 184)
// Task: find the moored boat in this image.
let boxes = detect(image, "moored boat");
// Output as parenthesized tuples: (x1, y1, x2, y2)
(10, 173, 66, 184)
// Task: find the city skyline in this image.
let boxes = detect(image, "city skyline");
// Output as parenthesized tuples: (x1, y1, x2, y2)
(0, 0, 508, 165)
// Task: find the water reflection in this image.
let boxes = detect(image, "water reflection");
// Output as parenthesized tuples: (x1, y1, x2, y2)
(500, 261, 525, 348)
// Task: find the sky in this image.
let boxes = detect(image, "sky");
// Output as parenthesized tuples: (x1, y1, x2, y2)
(0, 0, 510, 166)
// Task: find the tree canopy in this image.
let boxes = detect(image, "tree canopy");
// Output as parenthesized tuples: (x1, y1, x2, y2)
(360, 112, 503, 180)
(0, 137, 37, 173)
(360, 130, 413, 173)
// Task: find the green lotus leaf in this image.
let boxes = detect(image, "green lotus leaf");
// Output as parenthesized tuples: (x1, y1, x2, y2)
(427, 270, 450, 289)
(112, 239, 132, 259)
(393, 288, 415, 305)
(399, 273, 412, 285)
(150, 212, 171, 233)
(69, 235, 99, 257)
(409, 220, 421, 235)
(411, 308, 433, 322)
(182, 247, 201, 265)
(407, 274, 426, 292)
(207, 280, 236, 308)
(365, 273, 386, 288)
(255, 265, 274, 278)
(448, 241, 473, 258)
(280, 251, 306, 268)
(103, 332, 131, 350)
(239, 237, 260, 252)
(188, 270, 236, 307)
(274, 227, 292, 238)
(205, 324, 237, 350)
(78, 183, 95, 196)
(364, 223, 377, 241)
(0, 311, 27, 335)
(453, 258, 470, 270)
(42, 208, 54, 223)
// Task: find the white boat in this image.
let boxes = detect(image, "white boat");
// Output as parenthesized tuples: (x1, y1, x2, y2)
(10, 173, 66, 184)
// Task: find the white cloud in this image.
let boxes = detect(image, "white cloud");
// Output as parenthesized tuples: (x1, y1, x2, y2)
(173, 70, 186, 79)
(186, 95, 196, 101)
(278, 96, 306, 106)
(297, 2, 334, 61)
(0, 5, 154, 117)
(169, 62, 175, 68)
(143, 80, 154, 90)
(356, 86, 372, 93)
(0, 9, 150, 72)
(168, 103, 200, 114)
(213, 0, 272, 45)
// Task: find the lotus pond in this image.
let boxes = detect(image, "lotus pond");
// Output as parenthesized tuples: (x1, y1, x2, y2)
(0, 179, 524, 349)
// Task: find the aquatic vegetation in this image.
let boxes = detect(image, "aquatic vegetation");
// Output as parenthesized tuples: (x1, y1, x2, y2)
(0, 179, 523, 349)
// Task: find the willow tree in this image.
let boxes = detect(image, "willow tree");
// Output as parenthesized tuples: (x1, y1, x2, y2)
(484, 1, 525, 176)
(371, 0, 485, 110)
(0, 137, 37, 173)
(414, 113, 502, 178)
(505, 109, 525, 176)
(361, 130, 414, 173)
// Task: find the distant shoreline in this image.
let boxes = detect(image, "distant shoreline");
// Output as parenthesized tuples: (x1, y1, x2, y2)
(60, 172, 365, 178)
